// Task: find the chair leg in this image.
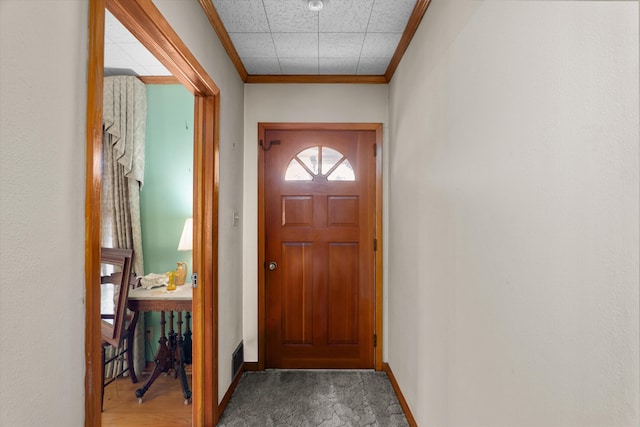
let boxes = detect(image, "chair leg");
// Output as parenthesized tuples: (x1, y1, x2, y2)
(125, 311, 139, 383)
(125, 332, 138, 383)
(101, 345, 106, 412)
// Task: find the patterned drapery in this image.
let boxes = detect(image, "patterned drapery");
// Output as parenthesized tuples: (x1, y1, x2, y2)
(102, 75, 146, 377)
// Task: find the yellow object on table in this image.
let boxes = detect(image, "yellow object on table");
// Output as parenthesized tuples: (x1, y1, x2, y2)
(175, 262, 188, 286)
(166, 271, 177, 291)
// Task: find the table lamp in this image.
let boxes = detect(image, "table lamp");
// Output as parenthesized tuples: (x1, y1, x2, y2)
(176, 217, 192, 285)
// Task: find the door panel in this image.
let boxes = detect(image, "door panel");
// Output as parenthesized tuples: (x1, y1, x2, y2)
(327, 243, 359, 345)
(327, 196, 359, 226)
(282, 242, 313, 344)
(282, 196, 313, 226)
(264, 128, 376, 369)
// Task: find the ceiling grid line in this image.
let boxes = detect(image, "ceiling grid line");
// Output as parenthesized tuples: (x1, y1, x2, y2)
(261, 0, 283, 74)
(356, 0, 379, 75)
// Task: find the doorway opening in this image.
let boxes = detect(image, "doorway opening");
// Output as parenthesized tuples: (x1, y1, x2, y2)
(85, 1, 219, 425)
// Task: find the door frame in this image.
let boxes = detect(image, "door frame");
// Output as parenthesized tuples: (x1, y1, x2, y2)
(85, 1, 219, 425)
(257, 122, 383, 371)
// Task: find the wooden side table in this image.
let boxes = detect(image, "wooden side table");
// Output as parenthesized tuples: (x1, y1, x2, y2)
(128, 283, 192, 404)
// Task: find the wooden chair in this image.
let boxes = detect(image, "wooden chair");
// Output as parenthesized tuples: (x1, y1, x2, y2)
(100, 247, 140, 410)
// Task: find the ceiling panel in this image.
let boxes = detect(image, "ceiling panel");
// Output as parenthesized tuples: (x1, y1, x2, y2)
(272, 33, 319, 58)
(361, 32, 402, 58)
(104, 10, 170, 76)
(211, 0, 270, 32)
(105, 0, 432, 82)
(320, 57, 359, 74)
(356, 57, 388, 75)
(280, 57, 319, 74)
(319, 0, 374, 33)
(229, 32, 277, 57)
(319, 33, 365, 57)
(209, 0, 423, 79)
(368, 0, 417, 32)
(262, 0, 319, 32)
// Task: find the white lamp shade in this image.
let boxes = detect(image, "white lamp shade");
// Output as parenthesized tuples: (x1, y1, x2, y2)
(177, 217, 193, 251)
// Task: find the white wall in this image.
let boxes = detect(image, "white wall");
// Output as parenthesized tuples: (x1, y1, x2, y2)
(388, 1, 639, 426)
(243, 84, 389, 362)
(152, 0, 245, 403)
(0, 1, 88, 425)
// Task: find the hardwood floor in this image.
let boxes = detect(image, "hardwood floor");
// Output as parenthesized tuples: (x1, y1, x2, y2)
(102, 372, 192, 426)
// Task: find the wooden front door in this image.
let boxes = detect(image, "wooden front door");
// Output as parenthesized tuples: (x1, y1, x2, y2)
(263, 126, 377, 369)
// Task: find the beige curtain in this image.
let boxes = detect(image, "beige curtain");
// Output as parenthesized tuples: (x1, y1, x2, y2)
(102, 76, 146, 378)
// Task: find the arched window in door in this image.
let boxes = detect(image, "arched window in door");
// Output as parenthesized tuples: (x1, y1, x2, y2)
(284, 146, 355, 181)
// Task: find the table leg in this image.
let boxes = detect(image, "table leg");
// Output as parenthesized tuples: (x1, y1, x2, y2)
(183, 311, 192, 364)
(135, 311, 172, 402)
(168, 311, 177, 379)
(174, 311, 191, 404)
(176, 335, 192, 404)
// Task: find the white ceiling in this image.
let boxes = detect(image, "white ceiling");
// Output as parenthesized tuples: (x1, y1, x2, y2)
(104, 10, 171, 77)
(104, 0, 419, 78)
(212, 0, 418, 75)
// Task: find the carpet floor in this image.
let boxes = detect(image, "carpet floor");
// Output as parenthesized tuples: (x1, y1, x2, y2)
(217, 370, 409, 427)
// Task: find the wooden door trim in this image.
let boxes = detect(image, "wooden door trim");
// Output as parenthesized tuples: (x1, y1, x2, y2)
(373, 124, 383, 371)
(85, 2, 105, 424)
(138, 76, 181, 85)
(257, 122, 383, 371)
(85, 1, 219, 425)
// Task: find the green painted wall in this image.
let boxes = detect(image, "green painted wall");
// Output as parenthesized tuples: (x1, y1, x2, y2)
(140, 84, 194, 361)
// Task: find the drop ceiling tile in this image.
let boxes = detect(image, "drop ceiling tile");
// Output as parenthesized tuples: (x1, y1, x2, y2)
(106, 42, 168, 76)
(273, 33, 318, 58)
(229, 33, 276, 57)
(105, 10, 138, 44)
(280, 57, 319, 74)
(356, 57, 389, 75)
(320, 57, 359, 74)
(361, 32, 402, 58)
(143, 65, 173, 76)
(199, 0, 423, 76)
(123, 42, 167, 69)
(242, 57, 282, 74)
(212, 0, 270, 32)
(367, 0, 416, 33)
(104, 12, 170, 76)
(263, 0, 318, 32)
(104, 42, 138, 69)
(319, 33, 364, 58)
(319, 0, 374, 32)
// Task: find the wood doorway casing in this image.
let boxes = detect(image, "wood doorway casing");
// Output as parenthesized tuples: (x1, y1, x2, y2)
(257, 123, 383, 371)
(85, 1, 219, 426)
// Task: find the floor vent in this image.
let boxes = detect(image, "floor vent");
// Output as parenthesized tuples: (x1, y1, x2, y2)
(232, 341, 244, 379)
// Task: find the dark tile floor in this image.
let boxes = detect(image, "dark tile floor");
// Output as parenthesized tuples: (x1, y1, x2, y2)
(217, 370, 409, 427)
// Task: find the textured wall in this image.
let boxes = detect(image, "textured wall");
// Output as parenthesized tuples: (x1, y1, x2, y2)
(0, 1, 88, 425)
(388, 1, 639, 426)
(140, 84, 194, 360)
(141, 85, 194, 275)
(242, 84, 390, 362)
